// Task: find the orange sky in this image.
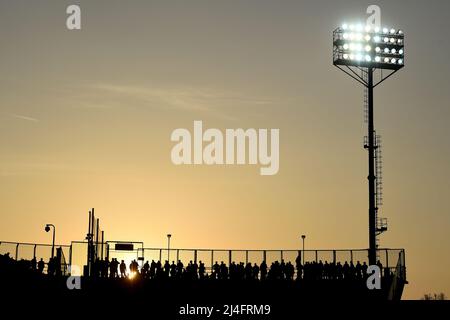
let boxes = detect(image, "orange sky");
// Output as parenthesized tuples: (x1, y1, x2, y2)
(1, 0, 450, 299)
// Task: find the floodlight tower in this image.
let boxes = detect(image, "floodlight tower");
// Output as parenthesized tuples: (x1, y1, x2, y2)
(333, 24, 405, 265)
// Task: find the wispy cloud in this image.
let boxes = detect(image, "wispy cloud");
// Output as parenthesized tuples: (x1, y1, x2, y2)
(0, 161, 73, 177)
(10, 113, 39, 122)
(67, 83, 275, 120)
(93, 83, 212, 112)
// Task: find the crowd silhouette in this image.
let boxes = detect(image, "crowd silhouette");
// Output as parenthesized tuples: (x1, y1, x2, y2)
(1, 251, 392, 283)
(0, 252, 65, 276)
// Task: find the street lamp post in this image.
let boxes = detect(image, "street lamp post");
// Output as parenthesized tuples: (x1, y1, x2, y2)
(45, 224, 56, 259)
(167, 234, 172, 262)
(301, 235, 306, 263)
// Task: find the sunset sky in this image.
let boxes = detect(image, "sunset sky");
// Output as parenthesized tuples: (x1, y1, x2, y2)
(1, 0, 450, 299)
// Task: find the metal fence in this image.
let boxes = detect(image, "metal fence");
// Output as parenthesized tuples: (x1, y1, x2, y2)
(141, 247, 405, 275)
(0, 241, 71, 274)
(0, 241, 405, 280)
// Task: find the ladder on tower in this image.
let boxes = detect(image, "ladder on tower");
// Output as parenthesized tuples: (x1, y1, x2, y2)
(375, 134, 387, 255)
(362, 69, 388, 258)
(364, 133, 388, 258)
(375, 134, 384, 210)
(363, 70, 369, 124)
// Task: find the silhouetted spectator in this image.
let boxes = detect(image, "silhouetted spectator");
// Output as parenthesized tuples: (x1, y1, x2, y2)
(285, 262, 295, 280)
(213, 261, 220, 279)
(362, 261, 368, 279)
(30, 257, 37, 271)
(260, 260, 268, 280)
(356, 261, 362, 279)
(150, 260, 156, 279)
(199, 261, 205, 279)
(219, 261, 228, 280)
(142, 260, 150, 278)
(47, 257, 55, 276)
(176, 260, 183, 278)
(252, 263, 260, 280)
(377, 260, 383, 277)
(38, 258, 45, 274)
(164, 260, 170, 277)
(343, 261, 350, 280)
(170, 261, 177, 278)
(110, 258, 119, 278)
(349, 261, 356, 280)
(120, 260, 126, 278)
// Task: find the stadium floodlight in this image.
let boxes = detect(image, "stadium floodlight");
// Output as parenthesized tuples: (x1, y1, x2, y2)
(333, 24, 405, 266)
(333, 25, 405, 71)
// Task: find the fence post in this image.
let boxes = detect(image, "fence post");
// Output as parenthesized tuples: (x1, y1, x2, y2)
(194, 250, 198, 264)
(401, 250, 406, 279)
(100, 231, 104, 260)
(69, 244, 73, 272)
(211, 250, 214, 272)
(177, 249, 179, 262)
(385, 249, 389, 268)
(159, 249, 162, 262)
(15, 243, 19, 260)
(333, 250, 336, 264)
(315, 250, 318, 263)
(263, 250, 266, 262)
(33, 244, 37, 260)
(246, 250, 248, 264)
(229, 250, 232, 266)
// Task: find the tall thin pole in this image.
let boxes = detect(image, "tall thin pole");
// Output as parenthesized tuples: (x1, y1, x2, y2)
(367, 68, 377, 265)
(45, 224, 56, 259)
(301, 235, 306, 263)
(302, 239, 304, 262)
(90, 208, 95, 275)
(87, 210, 91, 270)
(101, 231, 104, 260)
(51, 227, 55, 259)
(95, 218, 99, 261)
(167, 234, 171, 262)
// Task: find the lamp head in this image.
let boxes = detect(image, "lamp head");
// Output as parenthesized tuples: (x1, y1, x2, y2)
(45, 225, 51, 232)
(333, 24, 405, 71)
